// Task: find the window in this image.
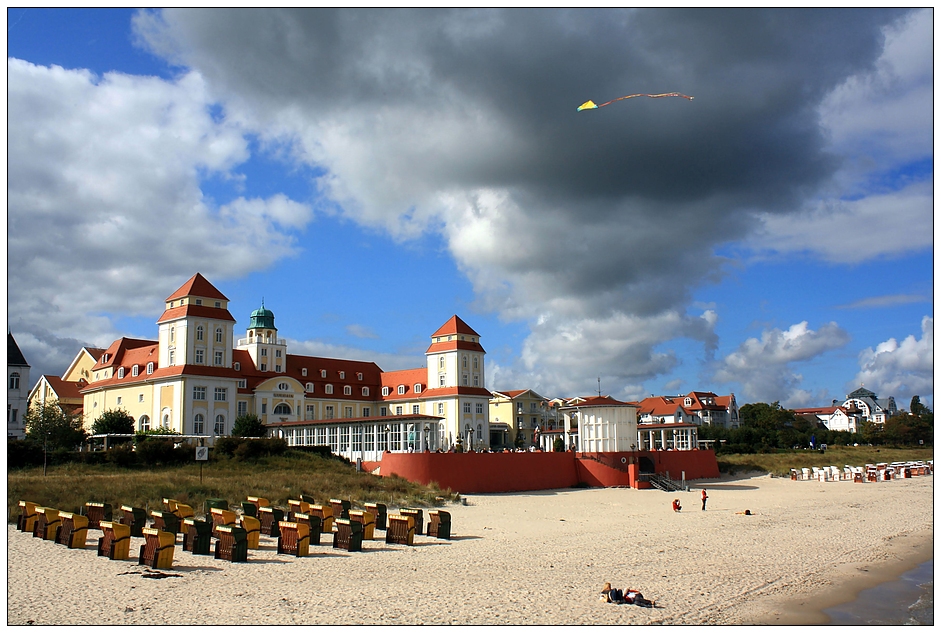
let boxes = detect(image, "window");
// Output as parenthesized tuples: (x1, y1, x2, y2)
(260, 364, 266, 372)
(474, 357, 479, 370)
(343, 386, 352, 395)
(462, 374, 468, 386)
(261, 403, 267, 414)
(196, 326, 204, 341)
(234, 362, 240, 371)
(162, 414, 170, 428)
(214, 415, 225, 435)
(261, 348, 267, 357)
(275, 365, 282, 373)
(362, 387, 369, 396)
(117, 367, 125, 378)
(215, 301, 221, 308)
(414, 384, 422, 394)
(476, 403, 483, 414)
(276, 349, 282, 358)
(194, 414, 205, 435)
(325, 405, 334, 419)
(477, 424, 483, 440)
(273, 403, 291, 415)
(439, 356, 445, 369)
(147, 362, 154, 374)
(238, 379, 247, 388)
(439, 375, 446, 387)
(325, 384, 334, 394)
(116, 396, 122, 405)
(139, 415, 150, 432)
(278, 382, 289, 391)
(195, 299, 202, 305)
(168, 350, 175, 365)
(195, 349, 204, 364)
(169, 327, 175, 342)
(531, 402, 538, 411)
(132, 365, 139, 377)
(193, 386, 206, 400)
(464, 402, 471, 414)
(412, 405, 420, 415)
(474, 376, 479, 387)
(463, 355, 467, 368)
(215, 351, 223, 366)
(382, 387, 390, 397)
(139, 394, 144, 403)
(8, 372, 19, 390)
(380, 407, 387, 416)
(237, 401, 247, 416)
(398, 385, 406, 395)
(306, 382, 314, 393)
(357, 372, 363, 380)
(321, 369, 327, 378)
(339, 371, 345, 379)
(215, 328, 223, 343)
(362, 407, 370, 417)
(344, 406, 353, 418)
(214, 387, 227, 402)
(302, 368, 308, 377)
(438, 403, 444, 415)
(306, 404, 314, 419)
(396, 406, 403, 415)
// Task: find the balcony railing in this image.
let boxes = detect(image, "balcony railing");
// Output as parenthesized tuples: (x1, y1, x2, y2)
(237, 337, 287, 346)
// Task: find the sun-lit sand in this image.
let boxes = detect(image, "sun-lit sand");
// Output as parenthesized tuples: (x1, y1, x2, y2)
(7, 472, 932, 625)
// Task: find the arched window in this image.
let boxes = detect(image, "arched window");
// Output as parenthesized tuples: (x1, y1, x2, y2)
(306, 382, 314, 393)
(139, 415, 150, 432)
(463, 355, 468, 368)
(146, 362, 154, 374)
(343, 386, 352, 395)
(273, 403, 292, 415)
(398, 385, 406, 395)
(162, 413, 170, 428)
(169, 326, 175, 342)
(196, 325, 204, 341)
(414, 383, 422, 394)
(117, 367, 125, 379)
(362, 387, 369, 396)
(193, 414, 205, 434)
(439, 356, 445, 369)
(132, 365, 139, 377)
(214, 415, 226, 435)
(215, 328, 223, 343)
(9, 372, 20, 390)
(325, 384, 334, 394)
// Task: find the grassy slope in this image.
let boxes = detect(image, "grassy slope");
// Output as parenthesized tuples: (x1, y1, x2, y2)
(718, 446, 933, 476)
(7, 452, 458, 522)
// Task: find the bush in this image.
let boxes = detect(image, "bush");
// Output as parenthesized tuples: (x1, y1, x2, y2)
(7, 439, 44, 469)
(106, 444, 139, 468)
(136, 438, 189, 466)
(212, 436, 242, 457)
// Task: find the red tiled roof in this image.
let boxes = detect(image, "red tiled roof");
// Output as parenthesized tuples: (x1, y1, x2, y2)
(380, 368, 428, 400)
(40, 375, 85, 400)
(416, 386, 492, 399)
(431, 315, 480, 338)
(156, 304, 236, 324)
(93, 338, 158, 369)
(166, 273, 228, 301)
(565, 395, 633, 407)
(267, 413, 443, 428)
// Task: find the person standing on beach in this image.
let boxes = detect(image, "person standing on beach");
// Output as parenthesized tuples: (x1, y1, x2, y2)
(701, 489, 708, 511)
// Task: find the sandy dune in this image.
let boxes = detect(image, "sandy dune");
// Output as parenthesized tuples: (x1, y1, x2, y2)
(7, 472, 932, 625)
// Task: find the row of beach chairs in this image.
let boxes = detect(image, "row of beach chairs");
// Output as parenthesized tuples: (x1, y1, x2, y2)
(790, 460, 933, 483)
(15, 496, 453, 569)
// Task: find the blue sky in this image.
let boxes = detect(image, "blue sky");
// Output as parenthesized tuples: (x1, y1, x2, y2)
(7, 9, 934, 410)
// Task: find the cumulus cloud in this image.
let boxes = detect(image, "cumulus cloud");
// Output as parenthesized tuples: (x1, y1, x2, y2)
(851, 316, 933, 406)
(127, 8, 918, 397)
(713, 322, 851, 405)
(7, 59, 314, 380)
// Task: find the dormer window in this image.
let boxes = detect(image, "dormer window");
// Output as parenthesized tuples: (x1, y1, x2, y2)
(325, 384, 334, 394)
(306, 382, 314, 393)
(685, 397, 692, 406)
(382, 386, 390, 397)
(362, 387, 369, 396)
(302, 368, 308, 377)
(117, 367, 125, 379)
(343, 386, 352, 395)
(195, 299, 202, 305)
(339, 371, 345, 379)
(234, 362, 240, 371)
(146, 362, 154, 374)
(132, 365, 139, 377)
(398, 385, 406, 395)
(321, 370, 327, 378)
(414, 384, 422, 394)
(357, 372, 363, 380)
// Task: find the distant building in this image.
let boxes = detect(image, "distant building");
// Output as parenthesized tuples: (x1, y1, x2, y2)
(489, 389, 561, 448)
(634, 391, 739, 428)
(838, 386, 897, 426)
(28, 346, 104, 421)
(792, 406, 859, 434)
(560, 395, 638, 452)
(7, 333, 31, 439)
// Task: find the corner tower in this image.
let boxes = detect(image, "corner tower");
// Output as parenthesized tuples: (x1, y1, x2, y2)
(156, 273, 236, 369)
(236, 301, 287, 373)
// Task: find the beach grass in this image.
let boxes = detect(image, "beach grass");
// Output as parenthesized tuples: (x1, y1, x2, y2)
(7, 452, 458, 522)
(718, 445, 933, 476)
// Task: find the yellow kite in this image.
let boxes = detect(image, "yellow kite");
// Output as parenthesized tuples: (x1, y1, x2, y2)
(577, 92, 694, 111)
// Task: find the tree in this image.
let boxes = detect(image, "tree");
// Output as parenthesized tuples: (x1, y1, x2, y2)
(232, 413, 267, 438)
(24, 403, 87, 475)
(910, 395, 925, 416)
(91, 409, 135, 435)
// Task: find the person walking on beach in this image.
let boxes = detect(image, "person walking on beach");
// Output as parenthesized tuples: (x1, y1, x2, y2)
(701, 489, 708, 511)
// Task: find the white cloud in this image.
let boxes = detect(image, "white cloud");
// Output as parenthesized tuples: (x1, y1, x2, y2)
(713, 321, 851, 405)
(7, 59, 313, 380)
(851, 316, 933, 406)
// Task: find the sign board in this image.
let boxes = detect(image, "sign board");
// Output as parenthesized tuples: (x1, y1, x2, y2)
(195, 446, 209, 461)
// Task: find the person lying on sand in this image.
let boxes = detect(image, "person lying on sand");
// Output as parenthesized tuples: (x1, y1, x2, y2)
(600, 583, 657, 607)
(735, 510, 754, 515)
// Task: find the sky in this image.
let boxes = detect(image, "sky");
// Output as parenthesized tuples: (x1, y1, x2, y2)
(6, 8, 935, 411)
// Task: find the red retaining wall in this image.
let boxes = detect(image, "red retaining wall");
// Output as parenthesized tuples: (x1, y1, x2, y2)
(378, 449, 719, 493)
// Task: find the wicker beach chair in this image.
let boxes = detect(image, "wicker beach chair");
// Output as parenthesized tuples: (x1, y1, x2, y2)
(293, 513, 323, 546)
(349, 510, 375, 540)
(17, 501, 39, 533)
(332, 518, 363, 552)
(240, 515, 262, 549)
(150, 510, 182, 535)
(214, 525, 248, 562)
(365, 503, 387, 531)
(119, 505, 148, 537)
(277, 521, 310, 557)
(139, 528, 175, 569)
(33, 507, 61, 540)
(82, 502, 113, 529)
(182, 518, 213, 555)
(258, 506, 285, 538)
(287, 499, 310, 521)
(428, 510, 451, 540)
(210, 508, 238, 535)
(245, 496, 270, 517)
(400, 508, 424, 535)
(56, 511, 89, 549)
(385, 515, 415, 546)
(98, 521, 132, 560)
(330, 498, 351, 521)
(308, 505, 334, 533)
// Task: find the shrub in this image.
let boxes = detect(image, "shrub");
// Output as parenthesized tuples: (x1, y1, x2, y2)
(106, 444, 139, 468)
(136, 438, 189, 466)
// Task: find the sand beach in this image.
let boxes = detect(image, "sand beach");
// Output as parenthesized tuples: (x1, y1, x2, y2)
(7, 472, 932, 626)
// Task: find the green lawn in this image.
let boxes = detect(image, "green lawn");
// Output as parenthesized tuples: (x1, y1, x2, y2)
(717, 445, 933, 476)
